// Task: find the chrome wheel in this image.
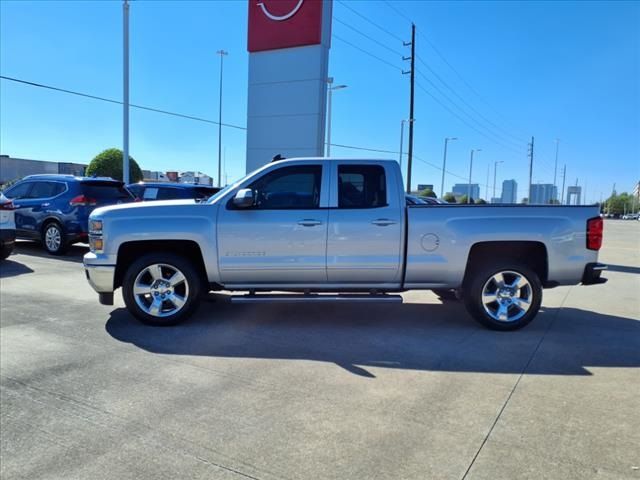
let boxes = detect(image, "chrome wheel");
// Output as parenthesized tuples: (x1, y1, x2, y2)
(481, 270, 532, 323)
(133, 263, 189, 318)
(45, 225, 62, 252)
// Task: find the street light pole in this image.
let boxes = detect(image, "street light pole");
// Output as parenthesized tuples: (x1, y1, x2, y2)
(493, 160, 504, 202)
(216, 50, 228, 188)
(468, 149, 481, 203)
(326, 78, 348, 157)
(399, 120, 406, 170)
(440, 137, 457, 198)
(553, 138, 560, 200)
(122, 0, 130, 184)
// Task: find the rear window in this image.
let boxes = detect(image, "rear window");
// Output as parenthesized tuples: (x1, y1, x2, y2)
(81, 182, 133, 201)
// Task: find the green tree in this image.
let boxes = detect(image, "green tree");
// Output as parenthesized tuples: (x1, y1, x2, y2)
(604, 192, 636, 215)
(418, 188, 437, 198)
(476, 198, 487, 204)
(459, 195, 474, 204)
(443, 193, 456, 203)
(86, 148, 143, 182)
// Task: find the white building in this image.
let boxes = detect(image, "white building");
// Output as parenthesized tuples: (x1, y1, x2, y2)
(179, 171, 213, 186)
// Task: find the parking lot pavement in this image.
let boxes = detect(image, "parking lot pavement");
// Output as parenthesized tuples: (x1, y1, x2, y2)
(1, 221, 639, 480)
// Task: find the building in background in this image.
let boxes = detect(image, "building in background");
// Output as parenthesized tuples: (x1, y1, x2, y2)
(500, 180, 518, 203)
(566, 186, 582, 205)
(0, 155, 86, 185)
(142, 170, 170, 182)
(451, 183, 480, 201)
(530, 183, 558, 204)
(179, 171, 213, 185)
(490, 197, 501, 204)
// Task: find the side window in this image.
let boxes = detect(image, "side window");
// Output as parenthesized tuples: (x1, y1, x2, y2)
(338, 165, 387, 208)
(246, 165, 322, 210)
(26, 182, 61, 199)
(4, 182, 32, 199)
(142, 187, 160, 200)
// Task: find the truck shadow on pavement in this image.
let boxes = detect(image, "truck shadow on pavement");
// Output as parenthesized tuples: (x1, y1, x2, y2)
(12, 241, 88, 263)
(0, 259, 35, 278)
(105, 297, 640, 378)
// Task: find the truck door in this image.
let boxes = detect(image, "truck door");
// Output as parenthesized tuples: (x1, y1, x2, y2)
(326, 162, 403, 284)
(217, 163, 329, 285)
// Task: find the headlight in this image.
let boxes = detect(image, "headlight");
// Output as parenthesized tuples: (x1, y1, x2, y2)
(89, 219, 103, 235)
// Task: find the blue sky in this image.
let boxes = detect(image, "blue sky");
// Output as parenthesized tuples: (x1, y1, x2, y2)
(1, 0, 638, 201)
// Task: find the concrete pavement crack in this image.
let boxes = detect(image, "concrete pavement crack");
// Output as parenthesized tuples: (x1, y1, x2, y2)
(459, 287, 573, 480)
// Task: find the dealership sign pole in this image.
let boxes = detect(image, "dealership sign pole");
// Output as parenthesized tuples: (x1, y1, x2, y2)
(246, 0, 333, 173)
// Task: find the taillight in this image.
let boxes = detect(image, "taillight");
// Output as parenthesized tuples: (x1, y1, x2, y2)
(0, 201, 16, 210)
(69, 195, 97, 207)
(587, 217, 603, 250)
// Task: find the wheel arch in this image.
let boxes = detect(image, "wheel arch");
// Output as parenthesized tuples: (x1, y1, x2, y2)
(114, 240, 208, 291)
(463, 241, 549, 287)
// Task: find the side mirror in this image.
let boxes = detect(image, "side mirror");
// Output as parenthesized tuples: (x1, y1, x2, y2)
(233, 188, 255, 208)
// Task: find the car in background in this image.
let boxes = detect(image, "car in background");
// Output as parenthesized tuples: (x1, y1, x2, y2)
(2, 175, 135, 255)
(126, 182, 221, 202)
(621, 213, 639, 220)
(406, 195, 448, 205)
(0, 192, 16, 260)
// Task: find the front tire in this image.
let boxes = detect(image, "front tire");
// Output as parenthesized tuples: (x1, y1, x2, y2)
(122, 253, 201, 326)
(42, 222, 68, 255)
(463, 262, 542, 331)
(0, 243, 13, 260)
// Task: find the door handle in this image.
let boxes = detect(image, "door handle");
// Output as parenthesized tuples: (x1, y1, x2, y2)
(371, 218, 397, 227)
(297, 219, 322, 227)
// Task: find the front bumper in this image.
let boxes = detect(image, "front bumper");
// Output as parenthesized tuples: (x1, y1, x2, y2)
(582, 262, 608, 285)
(84, 257, 116, 305)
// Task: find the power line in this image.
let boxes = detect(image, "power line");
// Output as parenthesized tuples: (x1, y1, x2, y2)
(382, 0, 413, 23)
(416, 69, 524, 151)
(336, 0, 405, 43)
(0, 75, 247, 131)
(332, 34, 402, 71)
(415, 81, 524, 156)
(334, 16, 403, 56)
(380, 1, 530, 140)
(416, 55, 526, 144)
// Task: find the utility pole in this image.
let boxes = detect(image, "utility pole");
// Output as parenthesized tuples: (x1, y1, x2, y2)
(553, 139, 559, 200)
(402, 24, 416, 194)
(399, 120, 406, 172)
(468, 149, 481, 202)
(122, 0, 130, 184)
(560, 164, 566, 204)
(527, 136, 534, 204)
(216, 50, 228, 188)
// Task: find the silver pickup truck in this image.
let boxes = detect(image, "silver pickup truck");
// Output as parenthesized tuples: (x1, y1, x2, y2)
(83, 158, 606, 330)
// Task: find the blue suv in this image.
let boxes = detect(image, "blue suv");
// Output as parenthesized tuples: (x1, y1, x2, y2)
(2, 175, 134, 255)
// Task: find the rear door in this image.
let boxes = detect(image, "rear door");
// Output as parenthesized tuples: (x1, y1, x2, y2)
(217, 162, 329, 285)
(326, 162, 403, 284)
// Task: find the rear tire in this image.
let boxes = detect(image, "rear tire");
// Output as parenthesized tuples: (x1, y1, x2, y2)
(42, 222, 68, 255)
(122, 253, 201, 326)
(463, 262, 542, 331)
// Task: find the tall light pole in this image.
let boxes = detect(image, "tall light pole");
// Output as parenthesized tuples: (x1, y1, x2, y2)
(216, 50, 228, 187)
(440, 137, 457, 198)
(122, 0, 130, 184)
(553, 138, 560, 200)
(399, 120, 407, 171)
(468, 149, 481, 203)
(326, 78, 348, 157)
(493, 160, 504, 202)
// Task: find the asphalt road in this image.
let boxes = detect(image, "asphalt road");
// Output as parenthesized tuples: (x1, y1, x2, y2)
(1, 221, 639, 480)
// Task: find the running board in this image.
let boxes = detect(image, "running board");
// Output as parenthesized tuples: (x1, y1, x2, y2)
(230, 293, 403, 304)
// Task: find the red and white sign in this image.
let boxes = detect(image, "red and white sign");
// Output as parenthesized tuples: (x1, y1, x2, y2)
(248, 0, 324, 52)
